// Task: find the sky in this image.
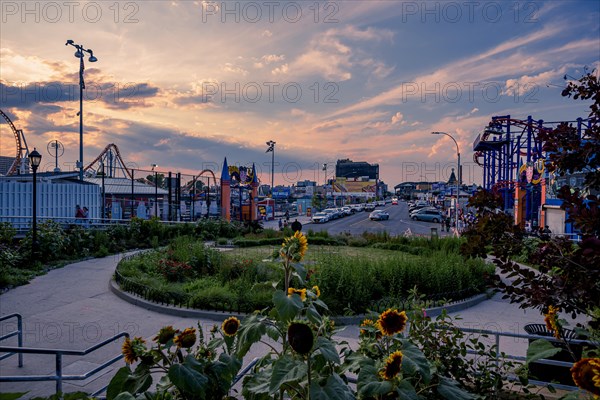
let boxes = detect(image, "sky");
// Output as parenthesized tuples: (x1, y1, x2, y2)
(1, 0, 599, 188)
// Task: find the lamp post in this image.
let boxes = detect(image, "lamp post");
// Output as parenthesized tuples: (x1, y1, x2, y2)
(29, 148, 42, 260)
(151, 164, 158, 218)
(322, 163, 327, 186)
(266, 140, 276, 220)
(431, 131, 461, 233)
(65, 39, 98, 181)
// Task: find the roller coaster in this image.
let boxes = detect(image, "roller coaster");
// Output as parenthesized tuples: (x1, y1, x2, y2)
(473, 115, 594, 224)
(0, 109, 30, 175)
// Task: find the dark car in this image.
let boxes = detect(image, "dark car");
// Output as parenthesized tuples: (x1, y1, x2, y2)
(369, 210, 390, 221)
(411, 209, 442, 223)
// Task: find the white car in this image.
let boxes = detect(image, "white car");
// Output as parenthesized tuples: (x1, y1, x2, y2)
(341, 206, 352, 216)
(311, 212, 329, 223)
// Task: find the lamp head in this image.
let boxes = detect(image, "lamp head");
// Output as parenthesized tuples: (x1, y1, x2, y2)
(74, 50, 84, 58)
(88, 50, 98, 62)
(29, 148, 42, 168)
(66, 39, 74, 45)
(431, 131, 442, 135)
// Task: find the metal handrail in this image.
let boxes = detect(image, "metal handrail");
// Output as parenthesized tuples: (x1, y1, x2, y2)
(0, 313, 23, 367)
(443, 326, 596, 391)
(0, 332, 129, 394)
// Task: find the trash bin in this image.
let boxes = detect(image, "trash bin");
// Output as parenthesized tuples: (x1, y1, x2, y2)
(430, 227, 438, 238)
(524, 324, 581, 385)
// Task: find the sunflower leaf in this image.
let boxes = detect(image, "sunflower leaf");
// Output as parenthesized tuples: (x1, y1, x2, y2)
(359, 381, 394, 396)
(290, 262, 306, 286)
(236, 313, 267, 358)
(526, 339, 562, 365)
(273, 290, 303, 323)
(314, 337, 340, 364)
(168, 364, 208, 396)
(309, 373, 354, 400)
(268, 356, 308, 394)
(436, 376, 479, 399)
(395, 379, 419, 399)
(400, 339, 431, 384)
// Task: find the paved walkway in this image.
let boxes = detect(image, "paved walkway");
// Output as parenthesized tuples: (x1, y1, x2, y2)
(0, 250, 583, 397)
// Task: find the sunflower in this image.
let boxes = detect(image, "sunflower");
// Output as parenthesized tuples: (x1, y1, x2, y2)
(288, 322, 314, 355)
(174, 327, 197, 348)
(571, 358, 600, 396)
(544, 305, 561, 339)
(153, 325, 178, 344)
(287, 287, 307, 301)
(380, 351, 403, 380)
(360, 319, 376, 336)
(312, 285, 321, 298)
(222, 316, 241, 337)
(122, 336, 147, 364)
(377, 309, 408, 336)
(280, 231, 308, 262)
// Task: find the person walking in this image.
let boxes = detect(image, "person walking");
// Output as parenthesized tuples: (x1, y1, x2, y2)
(440, 215, 446, 232)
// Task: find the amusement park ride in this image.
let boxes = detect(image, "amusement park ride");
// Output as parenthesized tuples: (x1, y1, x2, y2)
(473, 115, 594, 229)
(1, 108, 31, 175)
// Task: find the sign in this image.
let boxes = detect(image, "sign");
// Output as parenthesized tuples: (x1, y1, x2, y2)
(332, 177, 377, 194)
(258, 206, 266, 216)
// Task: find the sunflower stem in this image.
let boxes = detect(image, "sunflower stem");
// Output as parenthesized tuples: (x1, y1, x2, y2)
(306, 356, 312, 400)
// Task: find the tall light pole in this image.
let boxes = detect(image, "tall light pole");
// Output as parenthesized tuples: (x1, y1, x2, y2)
(152, 164, 158, 218)
(322, 163, 327, 186)
(266, 140, 276, 220)
(29, 149, 42, 260)
(66, 40, 98, 180)
(431, 131, 461, 233)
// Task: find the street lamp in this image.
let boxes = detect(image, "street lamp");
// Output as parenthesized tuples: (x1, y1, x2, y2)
(29, 148, 42, 260)
(151, 164, 158, 218)
(431, 131, 461, 233)
(65, 39, 98, 180)
(266, 140, 276, 220)
(322, 163, 327, 186)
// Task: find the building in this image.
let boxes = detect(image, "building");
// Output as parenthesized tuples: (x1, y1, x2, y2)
(335, 159, 379, 180)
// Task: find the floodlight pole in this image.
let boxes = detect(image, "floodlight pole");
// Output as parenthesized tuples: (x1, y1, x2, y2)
(432, 132, 461, 234)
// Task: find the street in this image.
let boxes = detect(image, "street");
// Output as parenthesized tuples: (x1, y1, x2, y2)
(306, 201, 449, 237)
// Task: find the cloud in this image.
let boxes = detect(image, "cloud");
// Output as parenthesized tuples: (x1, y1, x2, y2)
(391, 112, 404, 125)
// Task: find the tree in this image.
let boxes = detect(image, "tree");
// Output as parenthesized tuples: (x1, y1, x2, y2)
(494, 71, 600, 326)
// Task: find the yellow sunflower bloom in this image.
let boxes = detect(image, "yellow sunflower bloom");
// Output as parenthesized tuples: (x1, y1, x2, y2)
(287, 287, 307, 301)
(222, 316, 241, 337)
(379, 351, 403, 380)
(544, 305, 562, 339)
(122, 337, 146, 364)
(312, 285, 321, 297)
(377, 309, 408, 336)
(280, 231, 308, 262)
(174, 327, 197, 348)
(571, 358, 600, 396)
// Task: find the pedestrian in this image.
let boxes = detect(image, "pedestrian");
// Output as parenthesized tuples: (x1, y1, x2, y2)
(75, 205, 84, 219)
(278, 219, 283, 230)
(440, 216, 446, 232)
(82, 206, 89, 219)
(445, 216, 451, 232)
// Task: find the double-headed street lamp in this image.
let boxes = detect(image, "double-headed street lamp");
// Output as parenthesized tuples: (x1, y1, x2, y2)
(266, 140, 276, 220)
(431, 131, 461, 233)
(65, 39, 98, 181)
(28, 148, 42, 260)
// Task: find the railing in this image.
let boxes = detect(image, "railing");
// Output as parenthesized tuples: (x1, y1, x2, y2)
(0, 332, 129, 396)
(0, 313, 23, 367)
(0, 215, 196, 232)
(442, 326, 596, 392)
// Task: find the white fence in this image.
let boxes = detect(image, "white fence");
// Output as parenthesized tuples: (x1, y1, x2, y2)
(0, 181, 100, 227)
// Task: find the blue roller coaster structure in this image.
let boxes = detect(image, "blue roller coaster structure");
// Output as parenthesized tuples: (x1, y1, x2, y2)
(473, 115, 594, 227)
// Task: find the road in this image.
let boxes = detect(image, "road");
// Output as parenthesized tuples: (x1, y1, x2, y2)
(307, 201, 449, 237)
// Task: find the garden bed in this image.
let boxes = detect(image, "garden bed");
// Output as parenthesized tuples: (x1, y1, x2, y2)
(115, 236, 493, 315)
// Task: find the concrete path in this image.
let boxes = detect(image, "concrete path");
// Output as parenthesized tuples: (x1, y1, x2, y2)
(0, 250, 582, 397)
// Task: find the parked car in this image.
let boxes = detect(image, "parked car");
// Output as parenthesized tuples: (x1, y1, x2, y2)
(369, 210, 390, 220)
(409, 207, 438, 218)
(341, 206, 352, 216)
(311, 212, 329, 223)
(323, 208, 340, 219)
(377, 200, 386, 206)
(364, 203, 376, 211)
(411, 209, 442, 223)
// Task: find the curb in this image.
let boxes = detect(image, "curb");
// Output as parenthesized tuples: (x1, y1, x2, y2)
(110, 279, 491, 325)
(109, 279, 245, 322)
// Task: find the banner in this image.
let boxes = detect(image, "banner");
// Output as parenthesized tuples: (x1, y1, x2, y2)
(332, 177, 376, 193)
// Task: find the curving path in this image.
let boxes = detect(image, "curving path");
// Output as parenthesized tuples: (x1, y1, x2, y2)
(0, 251, 580, 397)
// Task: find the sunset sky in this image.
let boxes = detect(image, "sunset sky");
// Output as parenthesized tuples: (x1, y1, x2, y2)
(1, 0, 598, 187)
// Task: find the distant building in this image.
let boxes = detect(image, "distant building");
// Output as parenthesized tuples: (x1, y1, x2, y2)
(335, 159, 379, 180)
